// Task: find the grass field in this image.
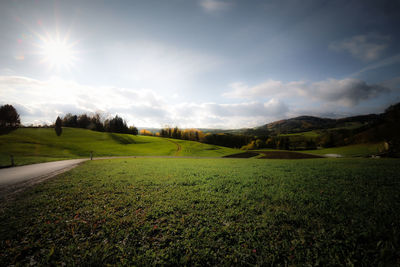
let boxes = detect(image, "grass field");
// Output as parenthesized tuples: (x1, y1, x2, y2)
(167, 138, 238, 157)
(1, 158, 399, 265)
(279, 130, 320, 138)
(0, 128, 239, 166)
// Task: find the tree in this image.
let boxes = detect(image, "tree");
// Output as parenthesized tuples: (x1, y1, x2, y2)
(0, 104, 20, 128)
(128, 126, 138, 135)
(140, 129, 153, 136)
(62, 113, 78, 127)
(104, 115, 129, 133)
(55, 116, 62, 136)
(90, 112, 105, 132)
(255, 139, 263, 148)
(77, 114, 91, 129)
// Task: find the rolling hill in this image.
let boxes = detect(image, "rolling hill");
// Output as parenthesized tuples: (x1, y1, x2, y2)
(0, 127, 239, 167)
(252, 114, 381, 135)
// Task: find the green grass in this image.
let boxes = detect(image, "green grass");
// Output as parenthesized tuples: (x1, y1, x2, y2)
(1, 158, 399, 265)
(168, 138, 239, 157)
(302, 142, 385, 157)
(329, 121, 365, 131)
(0, 128, 239, 166)
(279, 130, 320, 138)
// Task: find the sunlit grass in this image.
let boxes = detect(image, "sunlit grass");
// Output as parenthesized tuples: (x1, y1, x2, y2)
(0, 128, 239, 166)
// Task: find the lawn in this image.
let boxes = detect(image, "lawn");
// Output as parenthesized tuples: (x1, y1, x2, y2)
(0, 128, 239, 166)
(1, 158, 399, 265)
(167, 138, 239, 157)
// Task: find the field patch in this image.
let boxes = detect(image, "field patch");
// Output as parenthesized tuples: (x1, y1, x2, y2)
(0, 158, 399, 265)
(223, 151, 259, 158)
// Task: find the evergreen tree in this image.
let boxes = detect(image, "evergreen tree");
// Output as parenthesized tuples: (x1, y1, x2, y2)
(55, 116, 62, 136)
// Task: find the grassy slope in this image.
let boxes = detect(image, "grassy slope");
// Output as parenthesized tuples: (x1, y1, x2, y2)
(0, 158, 399, 265)
(0, 128, 239, 166)
(168, 138, 239, 157)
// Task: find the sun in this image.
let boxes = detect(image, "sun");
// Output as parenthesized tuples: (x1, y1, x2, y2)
(38, 34, 78, 71)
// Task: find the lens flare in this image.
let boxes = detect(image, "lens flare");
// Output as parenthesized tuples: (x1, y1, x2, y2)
(38, 33, 79, 71)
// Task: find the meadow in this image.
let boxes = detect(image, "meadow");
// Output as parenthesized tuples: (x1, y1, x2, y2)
(0, 128, 239, 166)
(1, 158, 399, 265)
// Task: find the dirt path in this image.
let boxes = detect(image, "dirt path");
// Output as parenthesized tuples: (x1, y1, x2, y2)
(165, 139, 182, 156)
(0, 159, 87, 200)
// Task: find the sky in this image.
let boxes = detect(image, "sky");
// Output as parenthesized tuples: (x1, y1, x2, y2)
(0, 0, 400, 128)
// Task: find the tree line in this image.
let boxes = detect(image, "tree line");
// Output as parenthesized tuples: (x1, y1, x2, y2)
(241, 135, 317, 150)
(143, 126, 252, 149)
(150, 126, 316, 150)
(55, 113, 138, 136)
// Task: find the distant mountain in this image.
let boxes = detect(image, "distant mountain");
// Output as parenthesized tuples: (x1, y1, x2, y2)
(261, 116, 335, 134)
(253, 114, 381, 135)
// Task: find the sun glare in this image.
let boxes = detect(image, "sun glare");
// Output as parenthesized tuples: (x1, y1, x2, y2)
(38, 34, 78, 71)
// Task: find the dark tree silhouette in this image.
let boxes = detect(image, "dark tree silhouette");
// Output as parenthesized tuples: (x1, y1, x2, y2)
(128, 126, 138, 135)
(0, 104, 20, 128)
(104, 115, 129, 133)
(55, 116, 62, 136)
(77, 114, 91, 129)
(62, 113, 78, 127)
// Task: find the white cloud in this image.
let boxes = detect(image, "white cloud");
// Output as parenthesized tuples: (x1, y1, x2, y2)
(330, 33, 390, 61)
(1, 75, 391, 129)
(0, 75, 290, 128)
(0, 75, 169, 126)
(199, 0, 232, 12)
(170, 99, 289, 128)
(224, 78, 390, 107)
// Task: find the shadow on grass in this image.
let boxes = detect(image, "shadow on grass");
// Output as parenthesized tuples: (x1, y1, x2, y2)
(0, 127, 18, 135)
(108, 133, 137, 145)
(223, 152, 259, 158)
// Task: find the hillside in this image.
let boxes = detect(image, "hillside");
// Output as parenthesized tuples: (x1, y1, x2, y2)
(0, 128, 239, 166)
(199, 113, 381, 137)
(253, 114, 380, 135)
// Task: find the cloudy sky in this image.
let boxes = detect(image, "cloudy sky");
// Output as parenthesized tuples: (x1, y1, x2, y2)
(1, 0, 400, 128)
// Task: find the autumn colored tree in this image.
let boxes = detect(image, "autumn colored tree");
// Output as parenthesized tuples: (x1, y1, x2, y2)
(140, 129, 153, 136)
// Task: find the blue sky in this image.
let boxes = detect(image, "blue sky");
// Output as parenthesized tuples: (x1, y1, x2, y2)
(1, 0, 399, 128)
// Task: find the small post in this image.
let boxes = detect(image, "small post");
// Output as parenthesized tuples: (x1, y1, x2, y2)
(90, 151, 93, 160)
(10, 155, 14, 167)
